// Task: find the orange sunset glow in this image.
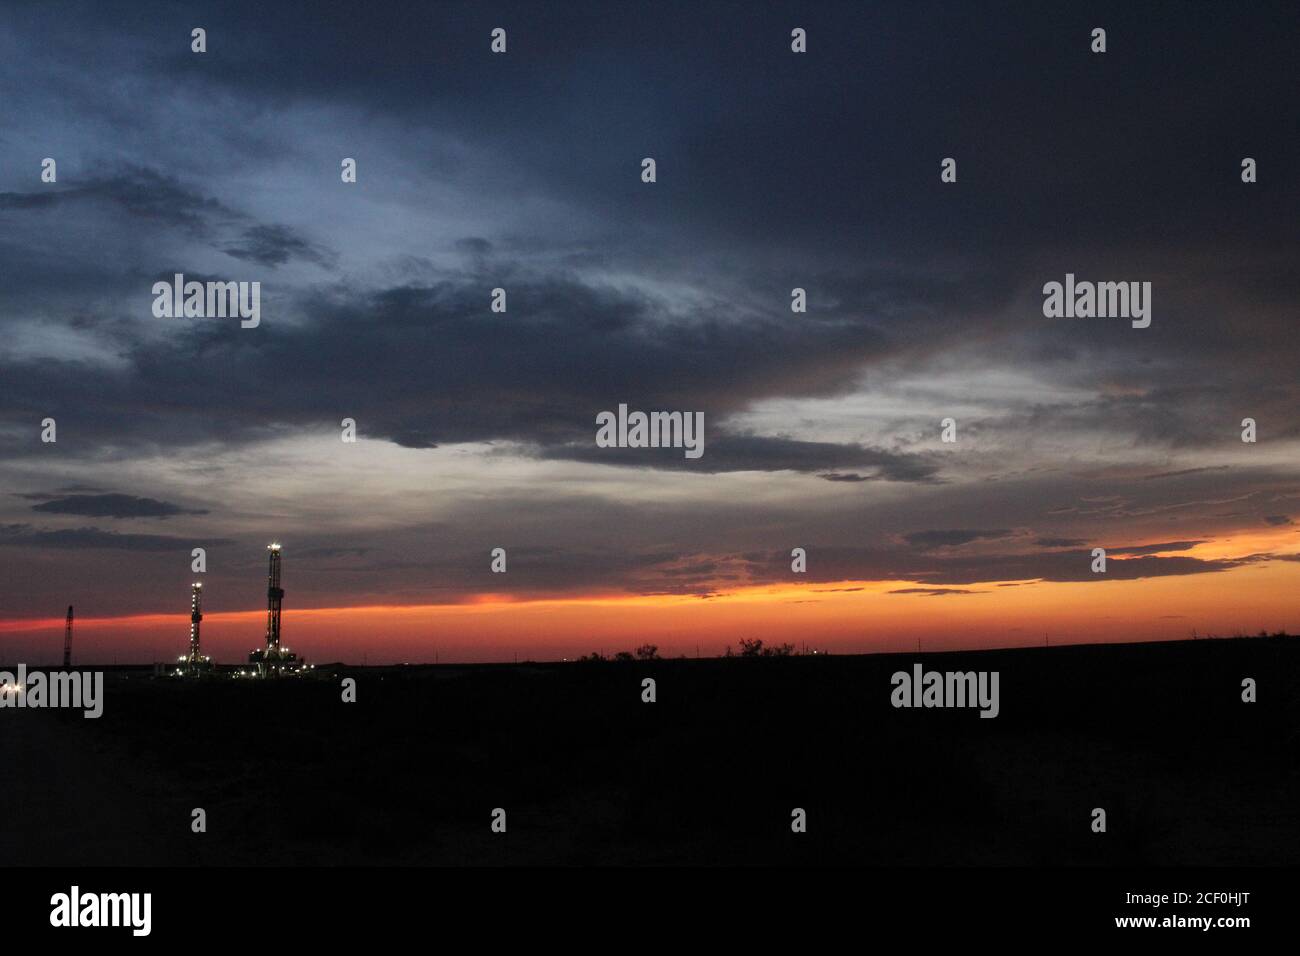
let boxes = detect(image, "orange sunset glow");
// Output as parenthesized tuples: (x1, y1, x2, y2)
(3, 548, 1296, 664)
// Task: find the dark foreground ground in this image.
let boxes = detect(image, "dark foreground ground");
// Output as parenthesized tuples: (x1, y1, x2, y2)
(2, 637, 1297, 866)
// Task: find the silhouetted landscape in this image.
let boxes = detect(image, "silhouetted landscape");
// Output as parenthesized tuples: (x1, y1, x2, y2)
(4, 635, 1295, 866)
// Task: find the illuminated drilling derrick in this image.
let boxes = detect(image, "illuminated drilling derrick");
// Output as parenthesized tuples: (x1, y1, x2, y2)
(174, 582, 214, 676)
(265, 542, 283, 653)
(191, 581, 203, 657)
(63, 606, 73, 667)
(247, 543, 304, 676)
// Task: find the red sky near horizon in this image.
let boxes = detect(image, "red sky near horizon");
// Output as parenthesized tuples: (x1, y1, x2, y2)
(3, 550, 1296, 665)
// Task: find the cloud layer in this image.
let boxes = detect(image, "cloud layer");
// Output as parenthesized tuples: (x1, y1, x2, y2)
(0, 1, 1297, 640)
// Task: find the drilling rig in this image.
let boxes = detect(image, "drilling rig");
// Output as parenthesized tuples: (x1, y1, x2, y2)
(62, 605, 73, 667)
(247, 543, 302, 675)
(190, 581, 203, 660)
(265, 542, 284, 654)
(175, 581, 214, 675)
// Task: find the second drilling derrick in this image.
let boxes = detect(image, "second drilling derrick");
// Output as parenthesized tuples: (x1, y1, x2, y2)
(248, 543, 299, 675)
(63, 605, 73, 668)
(265, 542, 283, 653)
(191, 581, 203, 658)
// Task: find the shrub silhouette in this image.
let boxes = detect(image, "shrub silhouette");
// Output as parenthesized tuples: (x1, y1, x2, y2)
(734, 639, 796, 658)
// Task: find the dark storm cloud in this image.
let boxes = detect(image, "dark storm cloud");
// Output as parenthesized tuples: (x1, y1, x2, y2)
(223, 224, 333, 269)
(746, 546, 1243, 588)
(903, 529, 1015, 548)
(0, 524, 229, 552)
(0, 168, 330, 276)
(27, 493, 207, 519)
(267, 538, 1243, 601)
(888, 588, 981, 597)
(357, 545, 757, 601)
(1, 2, 1297, 467)
(546, 434, 940, 480)
(0, 272, 928, 474)
(149, 1, 1297, 255)
(396, 533, 1283, 597)
(1034, 537, 1087, 549)
(1107, 541, 1203, 556)
(14, 0, 1296, 266)
(0, 168, 227, 234)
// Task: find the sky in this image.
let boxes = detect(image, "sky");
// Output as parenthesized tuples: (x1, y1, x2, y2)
(1, 1, 1297, 664)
